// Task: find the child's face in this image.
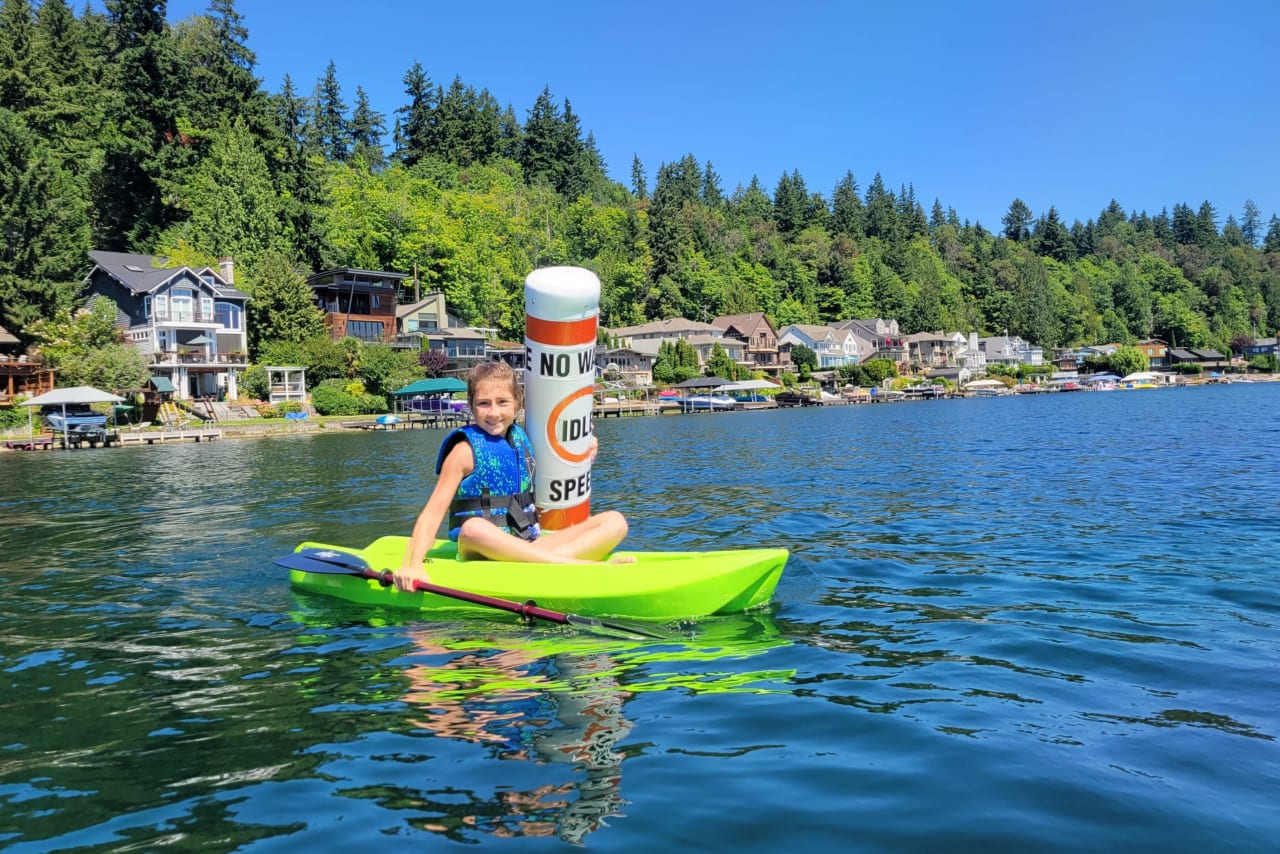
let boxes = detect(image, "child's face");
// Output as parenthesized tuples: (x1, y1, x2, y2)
(470, 378, 519, 436)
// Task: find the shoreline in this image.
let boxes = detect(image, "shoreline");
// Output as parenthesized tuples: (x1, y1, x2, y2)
(4, 376, 1278, 452)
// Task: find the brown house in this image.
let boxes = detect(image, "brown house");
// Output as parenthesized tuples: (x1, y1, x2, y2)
(712, 312, 784, 376)
(1137, 338, 1169, 368)
(307, 268, 408, 343)
(0, 324, 55, 405)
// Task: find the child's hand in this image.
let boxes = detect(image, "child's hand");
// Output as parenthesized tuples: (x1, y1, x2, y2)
(393, 565, 428, 593)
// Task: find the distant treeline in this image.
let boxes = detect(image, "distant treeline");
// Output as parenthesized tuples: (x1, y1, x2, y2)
(2, 0, 1278, 356)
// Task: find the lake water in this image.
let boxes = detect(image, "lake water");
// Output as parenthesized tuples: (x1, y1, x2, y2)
(2, 384, 1278, 851)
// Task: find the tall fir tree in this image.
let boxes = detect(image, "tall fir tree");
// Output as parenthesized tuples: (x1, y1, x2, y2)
(96, 0, 181, 249)
(349, 85, 386, 170)
(313, 60, 349, 162)
(393, 60, 434, 167)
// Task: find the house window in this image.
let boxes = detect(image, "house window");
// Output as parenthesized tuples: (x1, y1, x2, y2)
(214, 302, 242, 330)
(346, 320, 384, 342)
(171, 288, 194, 323)
(144, 295, 152, 318)
(155, 294, 168, 320)
(200, 296, 214, 321)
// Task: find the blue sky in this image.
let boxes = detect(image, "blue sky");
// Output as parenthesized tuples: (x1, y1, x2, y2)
(164, 0, 1278, 233)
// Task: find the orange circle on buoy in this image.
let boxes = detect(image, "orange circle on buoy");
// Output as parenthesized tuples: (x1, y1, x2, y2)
(546, 386, 594, 463)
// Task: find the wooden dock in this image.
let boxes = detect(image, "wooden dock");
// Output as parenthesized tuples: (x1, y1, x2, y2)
(116, 428, 222, 445)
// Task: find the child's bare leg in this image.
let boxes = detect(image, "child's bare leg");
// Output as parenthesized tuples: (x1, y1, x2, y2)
(458, 517, 611, 564)
(533, 511, 631, 561)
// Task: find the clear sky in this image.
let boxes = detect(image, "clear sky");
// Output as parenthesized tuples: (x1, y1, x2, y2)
(164, 0, 1279, 233)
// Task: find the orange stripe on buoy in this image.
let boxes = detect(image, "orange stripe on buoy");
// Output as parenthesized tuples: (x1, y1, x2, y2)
(540, 503, 590, 530)
(526, 314, 597, 346)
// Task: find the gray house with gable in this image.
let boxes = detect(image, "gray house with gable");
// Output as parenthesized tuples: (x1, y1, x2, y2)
(83, 251, 250, 400)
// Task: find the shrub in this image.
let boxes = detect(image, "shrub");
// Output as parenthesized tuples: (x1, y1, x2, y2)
(255, 402, 280, 418)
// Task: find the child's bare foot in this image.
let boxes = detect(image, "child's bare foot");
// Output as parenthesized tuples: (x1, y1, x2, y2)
(609, 554, 637, 564)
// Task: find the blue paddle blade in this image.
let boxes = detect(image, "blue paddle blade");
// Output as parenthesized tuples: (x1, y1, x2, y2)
(274, 547, 373, 576)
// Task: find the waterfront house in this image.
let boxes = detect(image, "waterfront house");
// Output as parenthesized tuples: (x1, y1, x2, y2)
(957, 332, 988, 370)
(928, 365, 973, 386)
(307, 268, 408, 343)
(595, 346, 655, 387)
(1242, 337, 1278, 360)
(834, 318, 905, 365)
(1168, 347, 1228, 370)
(0, 342, 55, 407)
(84, 251, 249, 400)
(979, 334, 1044, 367)
(1136, 339, 1169, 369)
(778, 324, 861, 368)
(393, 292, 448, 343)
(902, 331, 964, 369)
(712, 313, 784, 377)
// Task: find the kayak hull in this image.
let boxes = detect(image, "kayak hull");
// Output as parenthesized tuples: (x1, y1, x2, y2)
(288, 535, 787, 620)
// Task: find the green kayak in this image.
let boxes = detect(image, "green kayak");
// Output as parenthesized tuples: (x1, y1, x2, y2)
(286, 535, 787, 621)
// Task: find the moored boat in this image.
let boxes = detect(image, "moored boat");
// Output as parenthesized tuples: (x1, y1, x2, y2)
(286, 535, 788, 621)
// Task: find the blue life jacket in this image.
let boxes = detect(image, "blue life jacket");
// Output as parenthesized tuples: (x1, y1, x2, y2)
(437, 423, 540, 541)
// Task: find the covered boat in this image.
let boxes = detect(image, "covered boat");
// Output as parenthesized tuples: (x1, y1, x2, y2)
(286, 535, 787, 621)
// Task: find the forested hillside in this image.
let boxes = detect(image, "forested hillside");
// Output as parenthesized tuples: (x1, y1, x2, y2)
(2, 0, 1278, 357)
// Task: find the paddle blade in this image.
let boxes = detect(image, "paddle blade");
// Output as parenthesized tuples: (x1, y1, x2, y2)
(564, 613, 674, 640)
(274, 547, 374, 577)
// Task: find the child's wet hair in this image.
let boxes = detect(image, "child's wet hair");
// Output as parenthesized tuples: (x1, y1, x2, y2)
(467, 361, 523, 407)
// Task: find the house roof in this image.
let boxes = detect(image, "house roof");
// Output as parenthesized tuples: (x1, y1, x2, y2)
(610, 317, 720, 338)
(396, 293, 444, 319)
(0, 323, 18, 346)
(712, 312, 775, 336)
(780, 323, 838, 343)
(87, 250, 249, 299)
(1190, 348, 1225, 359)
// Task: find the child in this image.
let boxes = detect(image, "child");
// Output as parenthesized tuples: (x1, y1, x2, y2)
(394, 361, 631, 592)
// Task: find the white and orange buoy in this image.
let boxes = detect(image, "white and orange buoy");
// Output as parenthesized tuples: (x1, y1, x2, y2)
(523, 266, 599, 531)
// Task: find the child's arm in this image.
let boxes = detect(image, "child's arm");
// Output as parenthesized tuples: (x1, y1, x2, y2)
(393, 442, 472, 591)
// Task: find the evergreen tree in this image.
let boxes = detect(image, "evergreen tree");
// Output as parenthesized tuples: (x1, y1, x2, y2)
(244, 250, 325, 356)
(349, 86, 386, 169)
(1263, 216, 1280, 253)
(864, 174, 898, 241)
(1032, 206, 1074, 261)
(156, 117, 288, 271)
(732, 175, 774, 222)
(1241, 199, 1261, 247)
(1195, 200, 1219, 245)
(313, 60, 349, 162)
(170, 0, 262, 125)
(271, 73, 326, 268)
(520, 86, 561, 188)
(96, 0, 180, 249)
(0, 108, 88, 336)
(630, 154, 646, 199)
(28, 0, 106, 175)
(0, 0, 36, 111)
(830, 171, 864, 237)
(701, 160, 724, 207)
(773, 170, 808, 236)
(1001, 198, 1033, 242)
(929, 199, 946, 232)
(394, 60, 434, 167)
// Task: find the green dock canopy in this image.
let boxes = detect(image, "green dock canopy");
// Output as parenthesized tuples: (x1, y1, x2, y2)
(391, 378, 467, 397)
